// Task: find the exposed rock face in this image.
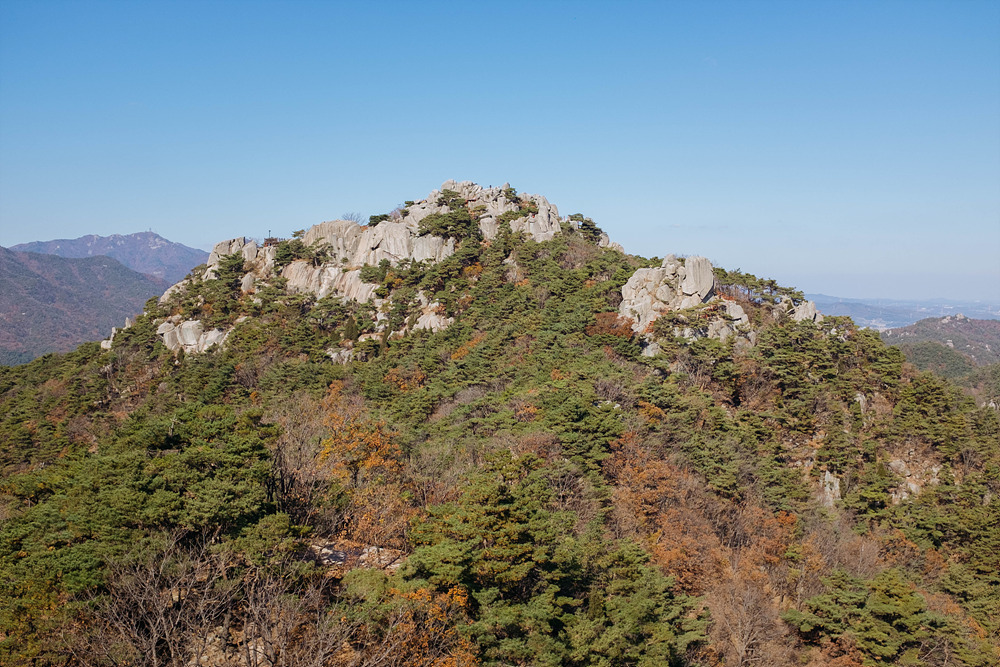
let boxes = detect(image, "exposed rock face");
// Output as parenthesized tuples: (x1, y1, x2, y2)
(619, 254, 718, 333)
(429, 180, 562, 242)
(680, 256, 715, 301)
(819, 470, 841, 508)
(281, 263, 380, 302)
(100, 317, 134, 350)
(326, 348, 354, 364)
(597, 232, 625, 253)
(156, 319, 229, 354)
(618, 251, 824, 351)
(790, 300, 822, 323)
(412, 292, 453, 333)
(302, 220, 455, 267)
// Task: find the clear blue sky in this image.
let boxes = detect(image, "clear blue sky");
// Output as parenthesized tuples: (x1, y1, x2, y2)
(2, 0, 998, 301)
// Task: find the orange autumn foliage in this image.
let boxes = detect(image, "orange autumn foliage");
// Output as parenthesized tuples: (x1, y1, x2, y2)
(451, 333, 486, 361)
(585, 312, 635, 338)
(347, 586, 479, 667)
(319, 382, 401, 488)
(344, 482, 415, 549)
(384, 367, 427, 392)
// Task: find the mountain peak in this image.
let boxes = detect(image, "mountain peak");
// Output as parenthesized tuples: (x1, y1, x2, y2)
(11, 231, 208, 283)
(148, 181, 820, 356)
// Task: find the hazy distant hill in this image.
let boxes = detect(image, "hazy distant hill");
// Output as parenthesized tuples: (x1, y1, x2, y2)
(11, 231, 208, 284)
(880, 315, 1000, 408)
(808, 293, 1000, 329)
(0, 247, 167, 365)
(881, 314, 1000, 367)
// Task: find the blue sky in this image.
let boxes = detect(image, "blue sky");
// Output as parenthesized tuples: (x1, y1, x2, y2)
(1, 0, 998, 300)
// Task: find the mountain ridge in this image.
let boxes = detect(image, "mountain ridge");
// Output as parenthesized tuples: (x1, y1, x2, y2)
(11, 231, 208, 284)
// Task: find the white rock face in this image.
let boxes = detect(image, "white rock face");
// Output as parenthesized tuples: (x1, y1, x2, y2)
(597, 232, 625, 253)
(412, 292, 453, 333)
(326, 348, 354, 364)
(618, 250, 825, 354)
(281, 263, 380, 302)
(157, 319, 229, 354)
(159, 279, 189, 305)
(303, 220, 455, 268)
(619, 255, 715, 333)
(507, 193, 562, 242)
(820, 471, 841, 508)
(680, 256, 714, 298)
(790, 300, 823, 323)
(239, 272, 256, 293)
(418, 180, 563, 243)
(619, 255, 761, 348)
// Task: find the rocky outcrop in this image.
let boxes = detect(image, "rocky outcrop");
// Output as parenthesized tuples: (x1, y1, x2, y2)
(302, 220, 455, 268)
(790, 300, 822, 323)
(281, 263, 380, 302)
(619, 252, 825, 352)
(326, 347, 354, 364)
(156, 319, 229, 354)
(412, 292, 453, 333)
(597, 232, 625, 253)
(426, 180, 562, 242)
(162, 180, 618, 313)
(150, 181, 664, 356)
(100, 317, 134, 350)
(619, 254, 719, 333)
(819, 471, 841, 508)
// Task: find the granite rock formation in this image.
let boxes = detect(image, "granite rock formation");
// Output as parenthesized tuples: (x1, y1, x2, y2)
(148, 180, 820, 357)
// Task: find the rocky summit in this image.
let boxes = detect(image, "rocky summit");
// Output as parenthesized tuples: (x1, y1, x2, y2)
(143, 180, 819, 356)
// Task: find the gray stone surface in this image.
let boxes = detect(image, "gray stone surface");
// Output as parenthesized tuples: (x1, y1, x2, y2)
(618, 255, 716, 334)
(157, 319, 229, 354)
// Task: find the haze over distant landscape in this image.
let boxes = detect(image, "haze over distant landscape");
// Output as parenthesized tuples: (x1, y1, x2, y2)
(1, 1, 998, 301)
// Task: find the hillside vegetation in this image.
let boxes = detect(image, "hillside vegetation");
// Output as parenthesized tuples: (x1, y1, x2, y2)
(1, 184, 998, 667)
(0, 247, 168, 365)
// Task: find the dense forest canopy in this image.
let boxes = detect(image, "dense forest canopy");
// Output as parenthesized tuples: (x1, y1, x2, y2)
(1, 185, 998, 667)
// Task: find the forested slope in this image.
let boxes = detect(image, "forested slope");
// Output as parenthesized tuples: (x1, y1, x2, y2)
(1, 184, 997, 667)
(0, 247, 168, 365)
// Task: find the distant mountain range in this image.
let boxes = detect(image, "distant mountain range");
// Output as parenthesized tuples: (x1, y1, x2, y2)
(11, 231, 208, 284)
(0, 247, 169, 365)
(882, 314, 1000, 367)
(807, 293, 1000, 330)
(880, 315, 1000, 407)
